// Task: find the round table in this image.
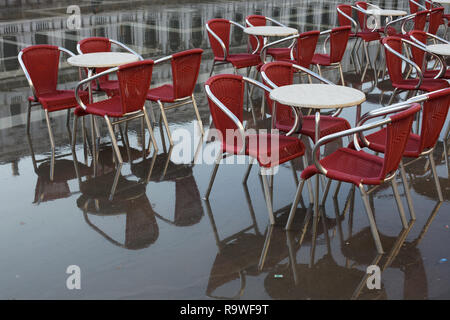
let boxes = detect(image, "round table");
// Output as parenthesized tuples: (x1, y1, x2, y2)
(270, 83, 366, 219)
(432, 0, 450, 4)
(365, 9, 407, 32)
(426, 43, 450, 56)
(67, 52, 139, 69)
(244, 26, 298, 63)
(67, 52, 140, 172)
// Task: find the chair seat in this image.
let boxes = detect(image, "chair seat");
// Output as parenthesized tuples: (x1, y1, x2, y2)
(31, 90, 89, 112)
(74, 96, 124, 118)
(267, 47, 291, 60)
(423, 68, 450, 79)
(222, 133, 305, 168)
(147, 84, 175, 102)
(312, 53, 332, 66)
(355, 31, 381, 42)
(275, 115, 351, 142)
(301, 148, 385, 185)
(219, 53, 261, 69)
(99, 79, 120, 96)
(352, 127, 422, 158)
(394, 78, 449, 92)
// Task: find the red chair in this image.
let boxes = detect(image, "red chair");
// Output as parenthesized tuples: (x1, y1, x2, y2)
(245, 15, 293, 60)
(410, 1, 448, 34)
(382, 36, 449, 105)
(260, 61, 351, 143)
(206, 19, 261, 76)
(286, 103, 422, 254)
(337, 4, 381, 82)
(77, 37, 143, 96)
(18, 44, 89, 180)
(261, 30, 320, 72)
(408, 30, 450, 79)
(355, 88, 450, 209)
(145, 49, 204, 146)
(311, 26, 351, 85)
(428, 7, 445, 35)
(73, 60, 158, 197)
(203, 74, 306, 224)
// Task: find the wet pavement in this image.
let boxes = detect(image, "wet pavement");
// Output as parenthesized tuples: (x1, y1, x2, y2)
(0, 0, 449, 299)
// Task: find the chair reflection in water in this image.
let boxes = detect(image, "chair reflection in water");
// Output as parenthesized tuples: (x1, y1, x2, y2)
(74, 147, 159, 250)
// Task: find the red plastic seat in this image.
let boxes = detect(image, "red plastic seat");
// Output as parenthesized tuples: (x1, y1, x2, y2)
(355, 89, 450, 202)
(246, 15, 291, 60)
(276, 31, 320, 69)
(382, 36, 449, 104)
(311, 26, 351, 85)
(261, 61, 351, 142)
(72, 60, 158, 197)
(206, 19, 261, 75)
(146, 49, 204, 146)
(287, 104, 422, 254)
(77, 37, 143, 96)
(204, 74, 305, 225)
(18, 44, 89, 181)
(408, 30, 450, 80)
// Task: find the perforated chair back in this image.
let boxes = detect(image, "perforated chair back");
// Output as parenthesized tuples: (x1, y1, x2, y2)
(293, 31, 320, 68)
(380, 104, 422, 177)
(207, 19, 231, 60)
(329, 26, 351, 63)
(382, 37, 405, 86)
(428, 7, 444, 35)
(205, 74, 245, 144)
(117, 60, 154, 114)
(337, 4, 354, 27)
(246, 15, 267, 53)
(418, 88, 450, 152)
(171, 49, 203, 99)
(20, 45, 60, 97)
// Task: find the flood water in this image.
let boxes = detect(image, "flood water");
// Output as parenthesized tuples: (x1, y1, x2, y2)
(0, 0, 449, 299)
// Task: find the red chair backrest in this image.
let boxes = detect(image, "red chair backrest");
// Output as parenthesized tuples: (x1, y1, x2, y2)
(205, 74, 245, 143)
(380, 104, 422, 177)
(329, 26, 351, 63)
(207, 19, 231, 60)
(337, 4, 354, 27)
(260, 62, 296, 125)
(408, 30, 428, 71)
(428, 7, 444, 35)
(293, 31, 320, 68)
(355, 1, 369, 31)
(409, 0, 420, 14)
(20, 45, 60, 97)
(418, 88, 450, 152)
(413, 10, 429, 32)
(78, 37, 112, 83)
(382, 36, 404, 86)
(246, 15, 266, 54)
(171, 49, 203, 99)
(117, 60, 154, 114)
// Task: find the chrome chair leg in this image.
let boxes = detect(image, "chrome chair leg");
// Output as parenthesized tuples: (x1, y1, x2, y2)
(192, 94, 204, 135)
(338, 62, 345, 86)
(333, 181, 342, 198)
(203, 152, 224, 200)
(142, 107, 158, 154)
(391, 176, 409, 229)
(285, 178, 306, 230)
(209, 60, 216, 77)
(303, 156, 314, 204)
(158, 100, 173, 146)
(359, 184, 384, 254)
(290, 160, 299, 186)
(44, 109, 55, 181)
(429, 152, 443, 202)
(399, 161, 416, 221)
(104, 115, 123, 200)
(261, 168, 275, 225)
(72, 115, 79, 149)
(242, 158, 254, 184)
(321, 178, 332, 206)
(26, 100, 32, 135)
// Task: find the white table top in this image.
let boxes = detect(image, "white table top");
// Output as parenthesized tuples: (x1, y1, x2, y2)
(433, 0, 450, 4)
(426, 43, 450, 56)
(365, 9, 407, 16)
(270, 84, 366, 109)
(67, 52, 139, 68)
(244, 26, 298, 37)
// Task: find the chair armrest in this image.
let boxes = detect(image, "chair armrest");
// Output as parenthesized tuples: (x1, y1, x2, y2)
(75, 66, 119, 110)
(312, 117, 392, 175)
(110, 39, 144, 60)
(260, 34, 299, 63)
(206, 23, 228, 60)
